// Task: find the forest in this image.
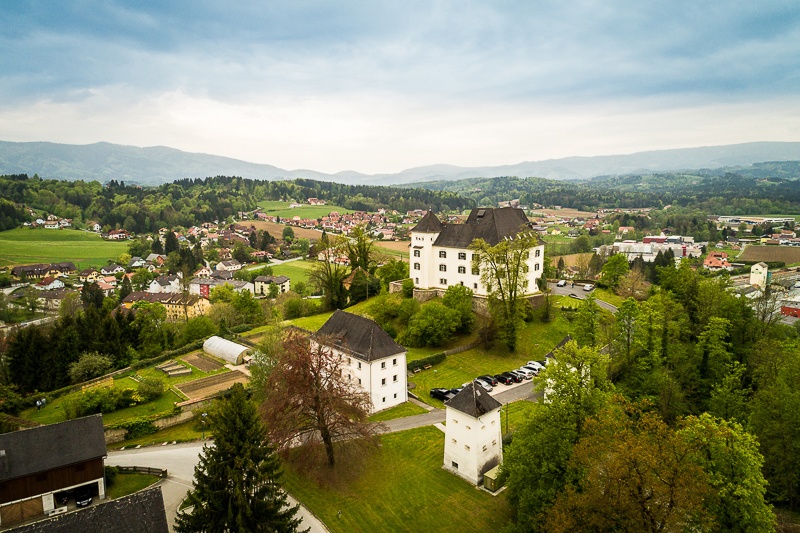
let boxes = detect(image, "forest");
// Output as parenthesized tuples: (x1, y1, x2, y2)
(410, 161, 800, 214)
(0, 174, 474, 235)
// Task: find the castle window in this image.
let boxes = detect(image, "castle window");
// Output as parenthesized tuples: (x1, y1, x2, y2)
(414, 249, 420, 257)
(535, 249, 541, 257)
(458, 252, 467, 260)
(440, 278, 447, 285)
(439, 250, 447, 258)
(439, 264, 446, 272)
(458, 266, 466, 274)
(535, 263, 540, 271)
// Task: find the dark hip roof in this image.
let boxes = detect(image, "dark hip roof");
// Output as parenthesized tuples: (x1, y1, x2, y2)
(432, 207, 542, 248)
(544, 334, 574, 360)
(445, 382, 502, 418)
(410, 211, 444, 233)
(0, 414, 107, 482)
(9, 486, 169, 533)
(315, 310, 406, 362)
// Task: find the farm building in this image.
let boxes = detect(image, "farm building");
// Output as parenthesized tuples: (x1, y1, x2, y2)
(203, 336, 251, 365)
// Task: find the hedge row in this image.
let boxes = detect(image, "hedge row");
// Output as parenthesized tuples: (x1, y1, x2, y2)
(106, 405, 182, 439)
(407, 352, 446, 372)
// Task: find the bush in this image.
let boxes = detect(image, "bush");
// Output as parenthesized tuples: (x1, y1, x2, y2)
(137, 377, 166, 402)
(105, 466, 119, 488)
(397, 298, 420, 326)
(397, 302, 460, 347)
(407, 352, 446, 372)
(68, 352, 113, 384)
(283, 297, 319, 320)
(402, 279, 414, 298)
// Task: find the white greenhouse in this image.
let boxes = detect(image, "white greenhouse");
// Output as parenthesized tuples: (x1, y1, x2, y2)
(203, 336, 251, 365)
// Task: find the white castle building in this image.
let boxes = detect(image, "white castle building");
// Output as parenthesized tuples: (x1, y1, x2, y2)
(443, 382, 504, 485)
(314, 310, 408, 413)
(410, 208, 545, 296)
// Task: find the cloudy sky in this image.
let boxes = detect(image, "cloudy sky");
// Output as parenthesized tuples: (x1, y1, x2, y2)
(1, 1, 799, 174)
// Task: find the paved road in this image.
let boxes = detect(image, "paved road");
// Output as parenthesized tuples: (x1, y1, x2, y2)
(548, 282, 618, 313)
(107, 443, 331, 533)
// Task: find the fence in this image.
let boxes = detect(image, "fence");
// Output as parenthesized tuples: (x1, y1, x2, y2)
(114, 466, 168, 478)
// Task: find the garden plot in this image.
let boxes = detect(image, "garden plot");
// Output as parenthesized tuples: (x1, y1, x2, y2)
(175, 370, 249, 400)
(182, 352, 223, 373)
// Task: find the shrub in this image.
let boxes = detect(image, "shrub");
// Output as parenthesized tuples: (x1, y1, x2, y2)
(137, 377, 166, 402)
(407, 352, 446, 372)
(402, 279, 414, 298)
(68, 352, 113, 384)
(397, 302, 460, 347)
(104, 466, 119, 488)
(397, 298, 420, 326)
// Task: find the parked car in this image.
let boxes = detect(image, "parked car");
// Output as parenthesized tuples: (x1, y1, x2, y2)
(526, 361, 545, 371)
(495, 374, 514, 385)
(449, 387, 464, 396)
(75, 485, 93, 508)
(54, 491, 68, 507)
(474, 378, 493, 392)
(430, 388, 453, 401)
(501, 371, 522, 383)
(478, 375, 498, 386)
(522, 365, 541, 376)
(515, 368, 535, 379)
(583, 284, 594, 291)
(556, 279, 567, 287)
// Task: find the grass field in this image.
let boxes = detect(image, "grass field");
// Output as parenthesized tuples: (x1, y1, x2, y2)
(366, 402, 428, 422)
(106, 473, 160, 500)
(281, 426, 510, 533)
(591, 288, 626, 308)
(109, 419, 211, 449)
(270, 259, 316, 285)
(256, 200, 354, 220)
(0, 228, 128, 269)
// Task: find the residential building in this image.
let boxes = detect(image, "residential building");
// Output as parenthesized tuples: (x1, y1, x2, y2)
(443, 383, 503, 486)
(148, 274, 181, 294)
(121, 292, 211, 321)
(34, 277, 65, 291)
(750, 262, 770, 288)
(78, 269, 101, 283)
(410, 208, 545, 296)
(99, 264, 125, 276)
(0, 415, 107, 527)
(11, 262, 76, 279)
(253, 275, 290, 296)
(314, 311, 408, 412)
(189, 278, 254, 298)
(216, 260, 242, 272)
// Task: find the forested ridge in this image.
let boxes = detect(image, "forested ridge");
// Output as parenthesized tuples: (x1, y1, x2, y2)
(0, 174, 474, 233)
(410, 161, 800, 214)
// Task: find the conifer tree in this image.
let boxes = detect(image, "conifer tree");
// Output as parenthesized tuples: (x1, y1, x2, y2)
(175, 383, 304, 533)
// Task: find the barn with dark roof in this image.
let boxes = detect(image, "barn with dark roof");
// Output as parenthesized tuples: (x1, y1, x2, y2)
(314, 310, 408, 412)
(0, 415, 107, 527)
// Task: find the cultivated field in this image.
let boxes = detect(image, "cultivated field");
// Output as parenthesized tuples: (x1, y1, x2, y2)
(550, 252, 593, 267)
(182, 353, 223, 373)
(249, 220, 323, 240)
(256, 200, 354, 219)
(739, 245, 800, 265)
(174, 370, 249, 400)
(0, 228, 128, 269)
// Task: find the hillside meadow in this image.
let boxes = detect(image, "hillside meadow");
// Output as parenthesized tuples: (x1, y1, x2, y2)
(0, 228, 128, 269)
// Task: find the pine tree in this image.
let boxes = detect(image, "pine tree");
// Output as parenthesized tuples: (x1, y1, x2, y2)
(175, 383, 305, 533)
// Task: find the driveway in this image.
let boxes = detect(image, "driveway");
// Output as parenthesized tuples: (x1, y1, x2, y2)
(107, 442, 331, 533)
(548, 282, 618, 313)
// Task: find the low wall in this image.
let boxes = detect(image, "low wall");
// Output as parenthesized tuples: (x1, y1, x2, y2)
(412, 288, 543, 318)
(389, 279, 407, 294)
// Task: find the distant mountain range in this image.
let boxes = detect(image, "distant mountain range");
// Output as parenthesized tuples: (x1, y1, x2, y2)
(1, 140, 800, 186)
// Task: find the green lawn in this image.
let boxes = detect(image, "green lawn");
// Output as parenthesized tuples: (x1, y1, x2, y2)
(0, 228, 128, 269)
(109, 419, 211, 449)
(284, 293, 389, 331)
(590, 288, 626, 309)
(367, 402, 428, 422)
(256, 200, 354, 219)
(281, 426, 509, 533)
(106, 472, 160, 500)
(135, 358, 229, 387)
(270, 259, 317, 286)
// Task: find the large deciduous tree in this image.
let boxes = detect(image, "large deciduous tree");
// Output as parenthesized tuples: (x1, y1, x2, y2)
(600, 253, 629, 288)
(176, 383, 304, 533)
(260, 333, 381, 468)
(469, 230, 539, 351)
(345, 225, 375, 273)
(309, 237, 349, 311)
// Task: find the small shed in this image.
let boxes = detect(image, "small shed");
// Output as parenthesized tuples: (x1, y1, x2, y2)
(203, 336, 251, 366)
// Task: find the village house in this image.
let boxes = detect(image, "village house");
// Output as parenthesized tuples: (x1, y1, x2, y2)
(216, 260, 242, 272)
(79, 269, 102, 283)
(253, 275, 290, 296)
(314, 311, 408, 413)
(189, 278, 254, 299)
(34, 276, 65, 291)
(148, 274, 181, 294)
(99, 264, 125, 276)
(11, 262, 76, 280)
(410, 208, 545, 297)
